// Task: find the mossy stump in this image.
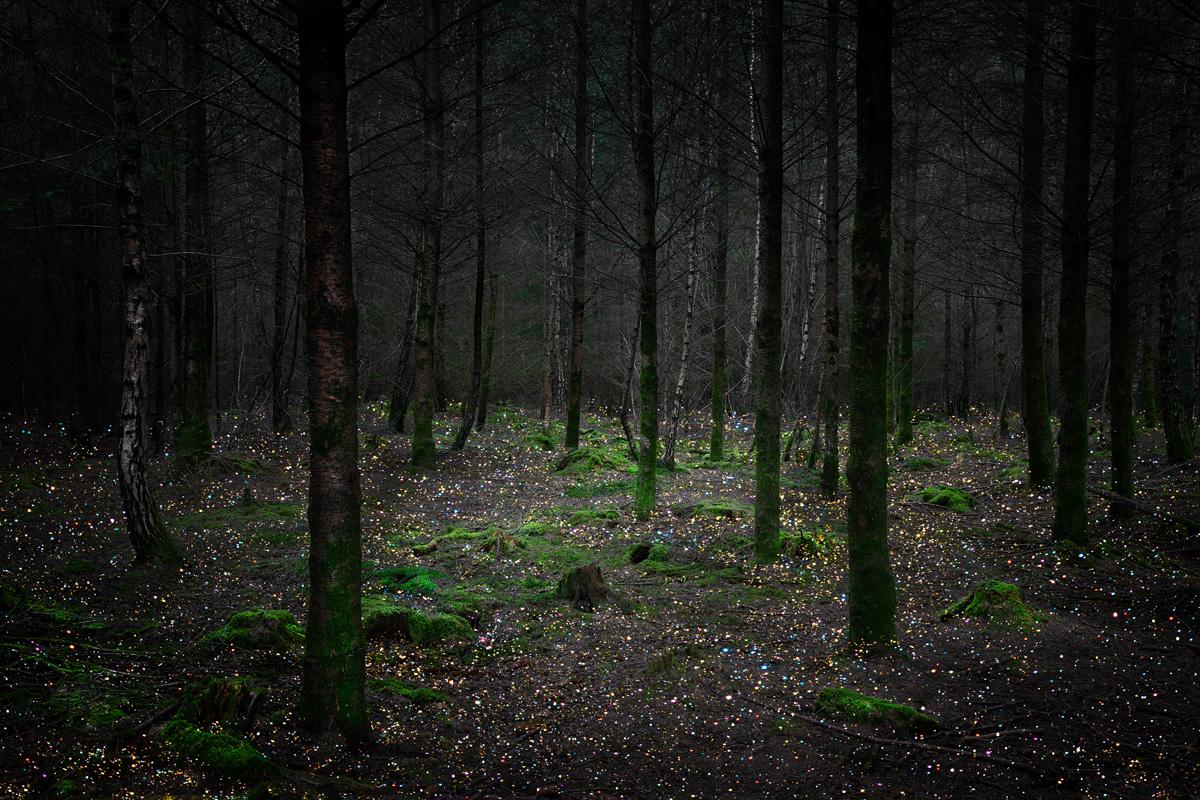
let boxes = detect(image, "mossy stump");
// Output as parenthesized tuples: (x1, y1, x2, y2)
(204, 609, 303, 650)
(816, 687, 940, 733)
(941, 580, 1038, 629)
(557, 563, 609, 611)
(362, 597, 473, 645)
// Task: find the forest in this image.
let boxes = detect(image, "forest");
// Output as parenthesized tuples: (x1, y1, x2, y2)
(0, 0, 1198, 796)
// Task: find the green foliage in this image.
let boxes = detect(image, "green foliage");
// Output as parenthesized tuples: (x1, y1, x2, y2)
(898, 456, 949, 472)
(941, 580, 1039, 630)
(516, 520, 558, 537)
(556, 444, 632, 475)
(566, 506, 620, 526)
(913, 485, 974, 513)
(780, 528, 835, 558)
(693, 498, 753, 518)
(159, 719, 273, 778)
(815, 687, 940, 733)
(177, 677, 262, 730)
(49, 690, 127, 730)
(914, 418, 951, 435)
(567, 478, 634, 498)
(204, 609, 303, 650)
(624, 542, 668, 563)
(373, 564, 447, 595)
(361, 596, 473, 645)
(524, 431, 557, 451)
(371, 678, 446, 704)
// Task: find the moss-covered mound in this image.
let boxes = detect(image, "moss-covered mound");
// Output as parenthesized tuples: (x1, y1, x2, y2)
(555, 445, 631, 475)
(899, 456, 949, 472)
(371, 678, 446, 705)
(815, 687, 940, 733)
(780, 529, 834, 558)
(625, 542, 669, 564)
(567, 506, 620, 526)
(361, 596, 473, 645)
(914, 485, 973, 513)
(159, 719, 273, 778)
(941, 580, 1038, 629)
(204, 609, 303, 650)
(373, 564, 446, 595)
(177, 677, 262, 730)
(693, 499, 753, 518)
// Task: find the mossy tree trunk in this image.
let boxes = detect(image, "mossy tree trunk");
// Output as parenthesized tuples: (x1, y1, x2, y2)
(295, 0, 367, 746)
(564, 0, 589, 452)
(1156, 78, 1194, 465)
(819, 0, 841, 498)
(1019, 0, 1055, 488)
(108, 0, 180, 565)
(1108, 0, 1134, 512)
(411, 0, 444, 469)
(176, 0, 213, 461)
(846, 0, 897, 646)
(633, 0, 658, 520)
(752, 0, 783, 563)
(1052, 0, 1098, 544)
(454, 4, 488, 452)
(895, 115, 917, 446)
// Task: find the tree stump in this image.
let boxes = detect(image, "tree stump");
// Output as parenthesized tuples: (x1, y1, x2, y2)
(556, 563, 609, 611)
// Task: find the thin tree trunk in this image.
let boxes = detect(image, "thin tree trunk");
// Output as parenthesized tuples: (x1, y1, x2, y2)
(752, 0, 784, 562)
(541, 268, 558, 433)
(1052, 0, 1098, 544)
(846, 0, 897, 646)
(295, 0, 367, 746)
(454, 3, 488, 452)
(1138, 304, 1158, 425)
(1019, 0, 1055, 488)
(819, 0, 841, 498)
(176, 0, 213, 460)
(388, 266, 420, 433)
(995, 299, 1010, 439)
(1108, 0, 1134, 511)
(960, 286, 974, 415)
(107, 0, 179, 565)
(411, 0, 444, 469)
(943, 290, 952, 414)
(895, 116, 917, 445)
(475, 271, 497, 430)
(271, 126, 294, 434)
(710, 43, 730, 462)
(633, 0, 658, 520)
(619, 315, 641, 461)
(662, 216, 699, 469)
(564, 0, 589, 451)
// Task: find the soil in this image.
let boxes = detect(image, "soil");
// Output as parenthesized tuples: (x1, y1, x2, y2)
(0, 406, 1197, 799)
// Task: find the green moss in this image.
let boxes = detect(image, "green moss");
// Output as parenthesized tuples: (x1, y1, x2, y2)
(898, 456, 949, 472)
(555, 444, 632, 475)
(693, 498, 753, 518)
(524, 431, 557, 451)
(1000, 460, 1029, 481)
(780, 528, 835, 558)
(567, 506, 620, 526)
(941, 580, 1039, 629)
(159, 719, 273, 778)
(371, 678, 446, 704)
(361, 597, 473, 645)
(567, 478, 634, 498)
(177, 677, 262, 729)
(204, 609, 302, 650)
(517, 520, 558, 537)
(913, 485, 974, 513)
(49, 690, 127, 730)
(815, 687, 940, 733)
(373, 564, 446, 595)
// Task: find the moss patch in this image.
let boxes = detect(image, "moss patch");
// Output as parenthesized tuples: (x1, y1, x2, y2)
(780, 528, 835, 558)
(913, 485, 973, 513)
(159, 719, 273, 778)
(371, 678, 446, 704)
(941, 580, 1038, 629)
(373, 564, 446, 595)
(899, 456, 949, 472)
(555, 444, 632, 475)
(815, 687, 940, 733)
(567, 506, 620, 526)
(204, 609, 302, 650)
(693, 499, 753, 518)
(361, 596, 473, 645)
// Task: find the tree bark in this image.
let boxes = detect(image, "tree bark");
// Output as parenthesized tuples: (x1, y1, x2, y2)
(454, 3, 488, 452)
(271, 125, 294, 434)
(411, 0, 444, 468)
(1052, 0, 1098, 544)
(633, 0, 658, 520)
(107, 0, 179, 565)
(564, 0, 589, 451)
(620, 316, 641, 461)
(846, 0, 896, 646)
(176, 0, 213, 460)
(662, 216, 699, 469)
(541, 267, 558, 434)
(295, 0, 367, 746)
(752, 0, 783, 562)
(710, 44, 730, 462)
(476, 272, 497, 430)
(1108, 0, 1134, 512)
(895, 116, 917, 445)
(1019, 0, 1055, 488)
(959, 286, 974, 415)
(819, 0, 841, 498)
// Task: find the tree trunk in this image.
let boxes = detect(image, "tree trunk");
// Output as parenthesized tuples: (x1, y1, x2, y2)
(1019, 0, 1055, 488)
(819, 0, 841, 498)
(959, 286, 974, 416)
(1108, 0, 1134, 512)
(752, 0, 783, 562)
(295, 0, 367, 746)
(1052, 0, 1098, 544)
(454, 4, 488, 452)
(846, 0, 896, 646)
(943, 290, 952, 414)
(271, 126, 294, 434)
(541, 267, 558, 434)
(995, 299, 1010, 439)
(1157, 78, 1194, 465)
(1137, 305, 1158, 426)
(710, 43, 730, 462)
(633, 0, 658, 520)
(662, 216, 699, 469)
(564, 0, 589, 451)
(895, 116, 917, 445)
(107, 0, 179, 565)
(619, 316, 641, 461)
(411, 0, 444, 469)
(176, 0, 213, 460)
(476, 272, 496, 430)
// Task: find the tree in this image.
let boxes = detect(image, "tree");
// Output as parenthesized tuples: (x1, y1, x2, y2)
(295, 0, 367, 745)
(1052, 0, 1098, 545)
(846, 0, 896, 646)
(894, 115, 918, 446)
(108, 0, 180, 565)
(176, 0, 214, 460)
(709, 35, 730, 463)
(633, 0, 658, 520)
(819, 0, 841, 499)
(270, 129, 295, 434)
(752, 0, 783, 562)
(1108, 0, 1134, 511)
(564, 0, 589, 452)
(1018, 0, 1055, 489)
(411, 0, 445, 469)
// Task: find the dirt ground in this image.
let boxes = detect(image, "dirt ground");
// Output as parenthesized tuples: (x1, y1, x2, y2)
(0, 405, 1197, 799)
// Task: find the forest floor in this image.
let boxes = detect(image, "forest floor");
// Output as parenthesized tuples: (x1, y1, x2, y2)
(0, 405, 1197, 799)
